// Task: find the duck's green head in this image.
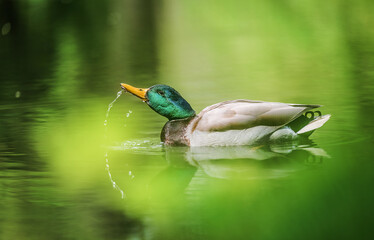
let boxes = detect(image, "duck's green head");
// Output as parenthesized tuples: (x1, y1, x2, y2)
(121, 83, 195, 120)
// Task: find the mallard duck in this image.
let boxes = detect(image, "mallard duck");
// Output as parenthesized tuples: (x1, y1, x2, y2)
(120, 83, 330, 146)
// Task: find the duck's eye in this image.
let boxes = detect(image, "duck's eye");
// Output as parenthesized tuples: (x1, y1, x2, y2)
(157, 90, 165, 97)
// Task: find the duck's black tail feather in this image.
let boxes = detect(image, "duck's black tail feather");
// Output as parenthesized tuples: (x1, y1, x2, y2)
(288, 111, 331, 137)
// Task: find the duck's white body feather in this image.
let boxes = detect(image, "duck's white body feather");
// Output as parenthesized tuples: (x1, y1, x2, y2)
(186, 100, 328, 146)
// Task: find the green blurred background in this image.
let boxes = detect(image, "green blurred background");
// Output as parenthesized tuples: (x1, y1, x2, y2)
(1, 0, 374, 239)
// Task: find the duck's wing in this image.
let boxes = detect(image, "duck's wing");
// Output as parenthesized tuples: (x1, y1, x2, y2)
(193, 100, 320, 132)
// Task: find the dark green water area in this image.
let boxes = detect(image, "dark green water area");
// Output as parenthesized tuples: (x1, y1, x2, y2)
(1, 1, 374, 239)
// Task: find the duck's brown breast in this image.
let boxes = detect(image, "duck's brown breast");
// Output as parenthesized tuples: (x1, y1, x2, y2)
(161, 117, 195, 146)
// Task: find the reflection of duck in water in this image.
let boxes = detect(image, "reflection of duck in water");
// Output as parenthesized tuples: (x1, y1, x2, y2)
(121, 83, 330, 146)
(185, 144, 328, 180)
(160, 143, 328, 181)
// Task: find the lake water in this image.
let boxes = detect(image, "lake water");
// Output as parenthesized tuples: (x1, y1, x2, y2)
(1, 1, 374, 239)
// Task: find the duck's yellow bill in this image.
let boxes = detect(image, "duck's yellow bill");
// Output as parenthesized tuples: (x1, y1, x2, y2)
(121, 83, 149, 101)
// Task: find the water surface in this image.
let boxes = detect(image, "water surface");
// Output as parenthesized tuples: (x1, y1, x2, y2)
(1, 1, 374, 239)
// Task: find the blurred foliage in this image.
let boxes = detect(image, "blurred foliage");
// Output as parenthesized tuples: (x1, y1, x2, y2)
(0, 0, 374, 239)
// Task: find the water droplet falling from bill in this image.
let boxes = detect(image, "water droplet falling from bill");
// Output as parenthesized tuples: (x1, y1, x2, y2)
(104, 89, 126, 199)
